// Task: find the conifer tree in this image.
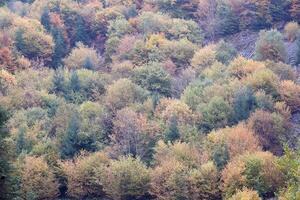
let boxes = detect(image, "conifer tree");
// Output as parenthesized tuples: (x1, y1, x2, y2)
(60, 113, 80, 159)
(41, 8, 51, 32)
(52, 68, 66, 94)
(16, 127, 26, 155)
(74, 16, 88, 45)
(0, 106, 11, 200)
(69, 71, 80, 92)
(83, 57, 94, 70)
(164, 116, 180, 143)
(51, 27, 67, 68)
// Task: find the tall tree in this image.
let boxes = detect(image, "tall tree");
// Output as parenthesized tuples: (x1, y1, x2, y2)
(164, 116, 180, 143)
(60, 113, 81, 159)
(0, 106, 12, 200)
(51, 27, 68, 68)
(41, 8, 51, 32)
(74, 16, 88, 45)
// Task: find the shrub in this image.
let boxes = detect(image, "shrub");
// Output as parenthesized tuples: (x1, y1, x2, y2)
(284, 22, 299, 42)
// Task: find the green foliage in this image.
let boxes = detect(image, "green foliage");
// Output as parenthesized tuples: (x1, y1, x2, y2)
(60, 112, 81, 159)
(200, 96, 233, 133)
(233, 87, 256, 122)
(255, 29, 286, 62)
(215, 41, 237, 65)
(164, 116, 180, 143)
(0, 106, 12, 200)
(41, 7, 51, 31)
(215, 1, 239, 36)
(133, 62, 171, 96)
(51, 26, 68, 68)
(102, 156, 150, 200)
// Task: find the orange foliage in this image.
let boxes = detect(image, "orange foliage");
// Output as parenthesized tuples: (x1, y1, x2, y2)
(208, 123, 261, 159)
(277, 80, 300, 112)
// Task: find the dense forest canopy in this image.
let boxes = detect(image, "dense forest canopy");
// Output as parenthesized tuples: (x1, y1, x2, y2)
(1, 0, 300, 200)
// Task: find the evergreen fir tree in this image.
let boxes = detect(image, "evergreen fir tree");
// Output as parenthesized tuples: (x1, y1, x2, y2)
(83, 57, 94, 70)
(69, 71, 80, 92)
(52, 68, 66, 94)
(16, 126, 26, 155)
(74, 16, 88, 45)
(41, 8, 51, 32)
(0, 106, 12, 200)
(60, 113, 80, 159)
(51, 27, 67, 68)
(15, 28, 25, 54)
(164, 116, 180, 143)
(233, 87, 256, 122)
(291, 0, 300, 21)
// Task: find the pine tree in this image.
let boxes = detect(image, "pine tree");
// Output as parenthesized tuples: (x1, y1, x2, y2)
(60, 113, 80, 159)
(69, 71, 80, 92)
(297, 35, 300, 65)
(0, 106, 12, 200)
(16, 126, 26, 155)
(15, 28, 25, 54)
(41, 8, 51, 32)
(52, 68, 66, 94)
(74, 16, 88, 45)
(83, 57, 94, 70)
(164, 116, 180, 143)
(51, 27, 67, 68)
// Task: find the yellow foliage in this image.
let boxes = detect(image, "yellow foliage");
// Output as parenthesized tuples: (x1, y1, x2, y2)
(228, 56, 266, 79)
(191, 44, 216, 73)
(278, 80, 300, 112)
(155, 98, 195, 125)
(228, 188, 262, 200)
(61, 151, 110, 198)
(284, 21, 299, 41)
(145, 33, 166, 49)
(20, 156, 59, 199)
(208, 123, 261, 159)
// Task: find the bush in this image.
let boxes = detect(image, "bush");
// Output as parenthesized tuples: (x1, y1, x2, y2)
(255, 29, 286, 62)
(284, 22, 299, 42)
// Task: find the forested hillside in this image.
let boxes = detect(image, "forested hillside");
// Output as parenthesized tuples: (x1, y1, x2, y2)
(1, 0, 300, 200)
